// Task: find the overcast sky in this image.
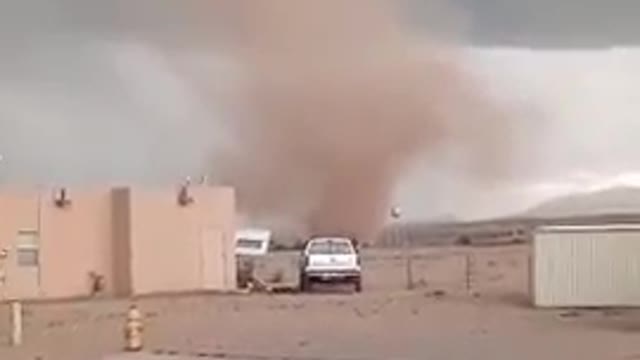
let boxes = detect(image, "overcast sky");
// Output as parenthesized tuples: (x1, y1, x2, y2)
(1, 1, 640, 220)
(396, 47, 640, 220)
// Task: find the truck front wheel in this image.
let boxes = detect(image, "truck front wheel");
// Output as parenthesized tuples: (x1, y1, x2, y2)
(353, 277, 362, 293)
(300, 274, 311, 292)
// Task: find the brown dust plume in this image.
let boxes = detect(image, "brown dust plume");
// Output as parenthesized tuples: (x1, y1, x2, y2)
(213, 0, 513, 242)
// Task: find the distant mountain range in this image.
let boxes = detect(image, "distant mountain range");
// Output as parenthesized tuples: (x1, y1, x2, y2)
(383, 186, 640, 247)
(522, 186, 640, 219)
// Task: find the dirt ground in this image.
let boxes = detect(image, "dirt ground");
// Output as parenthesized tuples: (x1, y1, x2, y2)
(3, 245, 640, 360)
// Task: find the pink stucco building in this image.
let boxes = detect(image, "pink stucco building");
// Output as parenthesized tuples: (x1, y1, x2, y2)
(0, 185, 236, 301)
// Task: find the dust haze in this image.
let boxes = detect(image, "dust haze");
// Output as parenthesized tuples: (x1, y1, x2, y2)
(0, 1, 516, 242)
(212, 0, 514, 241)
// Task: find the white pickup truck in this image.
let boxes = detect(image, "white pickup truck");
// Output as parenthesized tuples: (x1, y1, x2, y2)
(299, 236, 362, 292)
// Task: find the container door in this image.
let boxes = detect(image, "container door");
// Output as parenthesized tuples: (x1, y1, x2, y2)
(200, 228, 226, 290)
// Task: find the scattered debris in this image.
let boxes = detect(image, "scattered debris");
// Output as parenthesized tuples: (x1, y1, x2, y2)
(423, 289, 447, 299)
(414, 279, 428, 289)
(353, 308, 366, 318)
(268, 269, 285, 284)
(601, 309, 623, 317)
(269, 284, 299, 294)
(240, 272, 298, 294)
(47, 320, 64, 328)
(433, 290, 446, 298)
(558, 310, 581, 318)
(249, 276, 272, 293)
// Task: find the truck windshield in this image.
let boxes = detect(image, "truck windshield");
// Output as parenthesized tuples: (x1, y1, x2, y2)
(308, 240, 353, 255)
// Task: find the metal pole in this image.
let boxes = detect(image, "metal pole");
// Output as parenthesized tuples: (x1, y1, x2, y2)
(390, 207, 412, 290)
(465, 254, 471, 293)
(464, 253, 477, 295)
(11, 301, 22, 346)
(527, 253, 533, 302)
(0, 249, 6, 301)
(403, 225, 413, 290)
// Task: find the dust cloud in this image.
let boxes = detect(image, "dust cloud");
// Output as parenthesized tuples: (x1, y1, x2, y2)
(212, 0, 514, 242)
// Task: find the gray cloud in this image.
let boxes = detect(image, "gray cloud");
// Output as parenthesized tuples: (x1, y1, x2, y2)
(1, 1, 640, 221)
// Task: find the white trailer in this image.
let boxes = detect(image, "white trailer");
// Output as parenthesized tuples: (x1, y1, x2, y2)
(234, 228, 271, 256)
(533, 224, 640, 307)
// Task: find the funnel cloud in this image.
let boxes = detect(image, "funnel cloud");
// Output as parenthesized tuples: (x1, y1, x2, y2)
(213, 0, 513, 241)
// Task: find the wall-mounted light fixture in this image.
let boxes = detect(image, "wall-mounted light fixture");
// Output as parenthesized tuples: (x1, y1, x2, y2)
(177, 183, 194, 206)
(53, 187, 72, 208)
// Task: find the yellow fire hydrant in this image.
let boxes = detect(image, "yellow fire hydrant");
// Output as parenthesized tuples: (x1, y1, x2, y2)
(124, 304, 144, 352)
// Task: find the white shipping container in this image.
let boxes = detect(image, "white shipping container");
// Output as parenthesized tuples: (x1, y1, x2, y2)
(533, 224, 640, 307)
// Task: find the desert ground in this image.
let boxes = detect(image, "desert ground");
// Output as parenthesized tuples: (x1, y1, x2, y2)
(3, 245, 640, 360)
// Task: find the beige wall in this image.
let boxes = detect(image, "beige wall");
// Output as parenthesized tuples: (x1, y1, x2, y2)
(128, 186, 236, 295)
(39, 189, 114, 299)
(0, 190, 39, 254)
(0, 186, 236, 301)
(0, 190, 40, 299)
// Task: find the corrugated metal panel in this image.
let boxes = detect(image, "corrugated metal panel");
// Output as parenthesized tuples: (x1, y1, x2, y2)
(533, 225, 640, 307)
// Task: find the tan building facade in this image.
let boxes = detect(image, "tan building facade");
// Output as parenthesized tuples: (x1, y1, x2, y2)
(0, 186, 236, 301)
